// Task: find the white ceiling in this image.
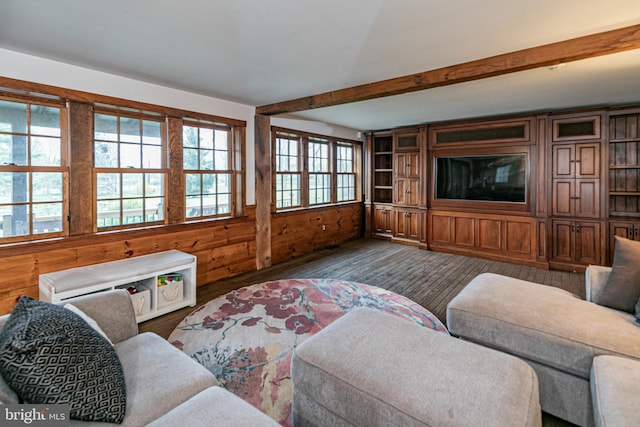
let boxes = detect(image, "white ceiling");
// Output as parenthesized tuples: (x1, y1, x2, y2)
(1, 0, 640, 131)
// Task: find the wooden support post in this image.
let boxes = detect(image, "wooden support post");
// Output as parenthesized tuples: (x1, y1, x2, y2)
(167, 116, 184, 224)
(255, 114, 272, 269)
(68, 101, 94, 235)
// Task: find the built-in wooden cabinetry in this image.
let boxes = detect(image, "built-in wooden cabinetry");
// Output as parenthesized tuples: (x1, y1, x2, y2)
(369, 129, 423, 245)
(394, 208, 420, 241)
(370, 133, 394, 238)
(606, 109, 640, 263)
(365, 106, 640, 272)
(372, 134, 393, 204)
(551, 143, 600, 218)
(392, 130, 422, 245)
(549, 113, 605, 270)
(551, 219, 602, 266)
(373, 204, 393, 236)
(429, 211, 538, 265)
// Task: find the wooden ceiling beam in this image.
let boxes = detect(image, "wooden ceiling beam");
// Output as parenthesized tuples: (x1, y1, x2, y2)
(256, 24, 640, 116)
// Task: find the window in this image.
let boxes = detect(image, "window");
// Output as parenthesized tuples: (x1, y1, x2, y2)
(336, 143, 356, 202)
(183, 123, 232, 219)
(275, 134, 301, 209)
(308, 139, 330, 205)
(94, 112, 165, 229)
(0, 98, 66, 242)
(274, 128, 360, 210)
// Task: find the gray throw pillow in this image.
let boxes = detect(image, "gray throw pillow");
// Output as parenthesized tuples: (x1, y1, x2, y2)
(598, 236, 640, 313)
(0, 297, 126, 423)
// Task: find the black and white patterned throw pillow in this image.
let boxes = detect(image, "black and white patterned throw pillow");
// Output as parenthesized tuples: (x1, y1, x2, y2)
(0, 296, 126, 423)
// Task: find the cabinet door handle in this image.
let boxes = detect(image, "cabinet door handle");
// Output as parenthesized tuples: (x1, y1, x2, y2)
(576, 225, 581, 233)
(635, 227, 639, 238)
(571, 225, 575, 232)
(404, 211, 410, 217)
(405, 190, 411, 193)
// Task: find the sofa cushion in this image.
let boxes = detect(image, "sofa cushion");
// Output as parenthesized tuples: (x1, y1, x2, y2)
(64, 303, 113, 346)
(147, 386, 279, 427)
(598, 236, 640, 313)
(447, 273, 640, 379)
(99, 332, 219, 427)
(591, 355, 640, 427)
(0, 296, 126, 423)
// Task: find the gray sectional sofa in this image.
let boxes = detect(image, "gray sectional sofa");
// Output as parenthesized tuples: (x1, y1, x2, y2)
(447, 267, 640, 427)
(0, 290, 278, 427)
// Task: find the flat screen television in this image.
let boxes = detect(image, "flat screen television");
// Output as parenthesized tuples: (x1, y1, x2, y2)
(435, 154, 526, 203)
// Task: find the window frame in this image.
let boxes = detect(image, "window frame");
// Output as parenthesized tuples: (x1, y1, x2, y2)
(336, 142, 357, 203)
(0, 95, 68, 243)
(182, 121, 235, 220)
(274, 132, 303, 210)
(272, 127, 361, 212)
(93, 109, 168, 231)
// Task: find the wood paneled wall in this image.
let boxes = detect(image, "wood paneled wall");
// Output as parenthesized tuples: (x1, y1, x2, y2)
(0, 208, 258, 315)
(0, 202, 365, 315)
(271, 203, 363, 264)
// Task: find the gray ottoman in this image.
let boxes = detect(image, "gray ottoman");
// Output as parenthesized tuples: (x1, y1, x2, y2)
(591, 355, 640, 427)
(291, 307, 541, 427)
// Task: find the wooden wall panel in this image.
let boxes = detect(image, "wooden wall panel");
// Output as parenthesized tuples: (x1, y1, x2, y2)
(430, 215, 452, 244)
(0, 210, 257, 315)
(505, 220, 533, 255)
(453, 217, 475, 247)
(478, 219, 502, 250)
(428, 210, 541, 267)
(271, 203, 363, 264)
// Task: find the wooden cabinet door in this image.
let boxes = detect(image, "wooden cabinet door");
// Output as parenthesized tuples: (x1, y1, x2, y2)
(552, 143, 600, 218)
(394, 209, 407, 239)
(396, 178, 419, 206)
(395, 152, 419, 177)
(552, 220, 601, 265)
(552, 220, 575, 263)
(553, 143, 599, 178)
(575, 143, 600, 179)
(406, 210, 420, 240)
(373, 205, 393, 234)
(553, 145, 575, 178)
(575, 180, 600, 218)
(394, 209, 420, 240)
(575, 221, 601, 265)
(552, 180, 574, 216)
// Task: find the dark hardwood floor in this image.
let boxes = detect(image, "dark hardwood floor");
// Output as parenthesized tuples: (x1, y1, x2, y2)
(141, 238, 584, 339)
(141, 238, 582, 427)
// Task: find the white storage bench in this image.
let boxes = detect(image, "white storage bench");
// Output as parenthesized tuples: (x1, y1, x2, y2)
(39, 250, 197, 323)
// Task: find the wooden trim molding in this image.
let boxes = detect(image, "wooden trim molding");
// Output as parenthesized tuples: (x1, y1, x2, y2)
(256, 24, 640, 115)
(0, 76, 247, 127)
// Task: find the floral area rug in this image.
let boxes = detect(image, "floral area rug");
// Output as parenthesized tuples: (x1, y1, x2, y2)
(169, 278, 448, 426)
